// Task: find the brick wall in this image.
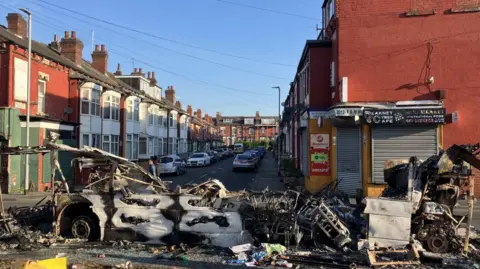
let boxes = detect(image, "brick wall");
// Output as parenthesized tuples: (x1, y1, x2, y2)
(335, 0, 480, 193)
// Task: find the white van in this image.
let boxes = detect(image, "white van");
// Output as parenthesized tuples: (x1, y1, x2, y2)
(233, 143, 244, 154)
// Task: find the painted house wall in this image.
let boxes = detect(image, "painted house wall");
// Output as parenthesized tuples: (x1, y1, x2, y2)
(10, 46, 71, 120)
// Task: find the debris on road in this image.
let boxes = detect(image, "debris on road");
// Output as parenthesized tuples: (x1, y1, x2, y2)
(1, 137, 480, 268)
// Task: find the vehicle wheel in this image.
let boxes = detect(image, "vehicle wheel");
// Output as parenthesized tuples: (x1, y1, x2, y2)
(71, 215, 97, 241)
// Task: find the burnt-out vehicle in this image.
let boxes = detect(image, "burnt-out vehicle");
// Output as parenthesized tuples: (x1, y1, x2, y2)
(50, 144, 252, 248)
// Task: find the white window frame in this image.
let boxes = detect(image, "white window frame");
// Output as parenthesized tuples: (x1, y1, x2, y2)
(148, 137, 154, 155)
(103, 95, 120, 121)
(111, 135, 119, 156)
(148, 107, 154, 125)
(38, 79, 46, 114)
(169, 113, 174, 127)
(126, 134, 133, 160)
(133, 134, 139, 160)
(162, 138, 167, 155)
(127, 99, 134, 120)
(90, 133, 101, 149)
(134, 99, 140, 121)
(102, 135, 110, 152)
(82, 134, 89, 148)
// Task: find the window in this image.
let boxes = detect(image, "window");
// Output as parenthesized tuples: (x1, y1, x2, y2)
(148, 108, 154, 125)
(134, 99, 140, 121)
(323, 0, 335, 29)
(139, 137, 147, 155)
(169, 113, 174, 127)
(148, 137, 154, 154)
(102, 135, 110, 152)
(92, 134, 101, 148)
(133, 134, 139, 159)
(91, 89, 101, 116)
(82, 134, 89, 148)
(162, 138, 167, 155)
(249, 128, 255, 135)
(38, 80, 46, 114)
(111, 135, 119, 156)
(81, 89, 89, 114)
(127, 99, 133, 120)
(103, 95, 120, 120)
(157, 138, 162, 155)
(126, 134, 132, 160)
(168, 138, 173, 154)
(223, 119, 232, 123)
(174, 138, 178, 154)
(261, 127, 266, 134)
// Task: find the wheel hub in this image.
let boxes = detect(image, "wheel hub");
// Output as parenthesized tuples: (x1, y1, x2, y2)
(72, 219, 91, 239)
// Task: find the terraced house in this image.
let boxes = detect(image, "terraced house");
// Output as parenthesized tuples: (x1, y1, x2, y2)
(0, 13, 222, 193)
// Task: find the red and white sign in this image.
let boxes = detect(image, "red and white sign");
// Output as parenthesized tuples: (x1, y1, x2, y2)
(310, 134, 329, 149)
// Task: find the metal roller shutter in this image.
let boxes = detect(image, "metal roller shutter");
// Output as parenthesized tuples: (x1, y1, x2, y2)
(372, 126, 438, 184)
(336, 127, 362, 196)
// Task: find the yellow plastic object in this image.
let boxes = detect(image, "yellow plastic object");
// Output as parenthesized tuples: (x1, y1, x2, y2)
(36, 257, 67, 269)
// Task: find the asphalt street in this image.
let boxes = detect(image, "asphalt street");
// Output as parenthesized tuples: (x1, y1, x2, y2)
(167, 152, 285, 192)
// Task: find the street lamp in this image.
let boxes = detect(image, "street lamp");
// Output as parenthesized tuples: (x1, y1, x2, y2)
(19, 8, 31, 195)
(272, 86, 281, 176)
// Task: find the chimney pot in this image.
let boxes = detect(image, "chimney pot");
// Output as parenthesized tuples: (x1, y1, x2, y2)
(152, 72, 156, 78)
(115, 63, 122, 75)
(71, 31, 76, 38)
(139, 68, 143, 73)
(95, 44, 99, 51)
(64, 31, 69, 38)
(54, 34, 58, 42)
(134, 67, 138, 73)
(147, 72, 151, 79)
(101, 44, 105, 51)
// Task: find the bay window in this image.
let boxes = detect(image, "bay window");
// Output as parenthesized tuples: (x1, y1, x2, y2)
(148, 137, 154, 155)
(134, 99, 140, 121)
(102, 135, 110, 152)
(82, 134, 89, 148)
(157, 138, 162, 155)
(168, 138, 173, 154)
(91, 134, 101, 148)
(169, 113, 174, 127)
(103, 95, 120, 120)
(148, 108, 154, 125)
(127, 98, 140, 121)
(162, 138, 167, 155)
(81, 88, 100, 116)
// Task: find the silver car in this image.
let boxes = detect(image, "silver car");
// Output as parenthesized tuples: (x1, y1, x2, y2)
(156, 154, 187, 176)
(232, 154, 257, 172)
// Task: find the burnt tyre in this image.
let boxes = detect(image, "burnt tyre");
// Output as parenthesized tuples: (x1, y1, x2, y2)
(71, 215, 98, 241)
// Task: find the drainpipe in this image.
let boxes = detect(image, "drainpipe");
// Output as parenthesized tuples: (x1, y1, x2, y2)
(166, 109, 170, 155)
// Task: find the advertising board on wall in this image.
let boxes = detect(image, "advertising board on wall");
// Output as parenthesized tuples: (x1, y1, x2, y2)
(310, 134, 330, 176)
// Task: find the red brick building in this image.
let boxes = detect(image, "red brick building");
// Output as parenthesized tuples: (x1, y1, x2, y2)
(214, 111, 279, 146)
(282, 0, 480, 195)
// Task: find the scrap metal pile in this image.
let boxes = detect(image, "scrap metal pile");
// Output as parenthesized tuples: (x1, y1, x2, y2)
(0, 136, 480, 267)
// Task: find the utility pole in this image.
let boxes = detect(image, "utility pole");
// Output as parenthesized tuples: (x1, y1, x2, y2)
(19, 8, 31, 195)
(272, 86, 281, 176)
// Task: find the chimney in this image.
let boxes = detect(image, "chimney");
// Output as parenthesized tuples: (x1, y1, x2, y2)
(114, 63, 122, 75)
(147, 71, 151, 80)
(138, 68, 145, 77)
(204, 113, 209, 122)
(6, 13, 27, 38)
(49, 34, 61, 52)
(187, 105, 193, 115)
(255, 111, 260, 119)
(175, 101, 182, 109)
(216, 112, 222, 122)
(165, 85, 175, 104)
(196, 109, 202, 119)
(60, 30, 84, 65)
(150, 71, 158, 86)
(91, 44, 109, 74)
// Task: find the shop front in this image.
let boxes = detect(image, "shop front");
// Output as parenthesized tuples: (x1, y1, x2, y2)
(363, 107, 445, 196)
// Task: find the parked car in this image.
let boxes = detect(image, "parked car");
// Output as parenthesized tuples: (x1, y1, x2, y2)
(256, 147, 267, 157)
(187, 152, 211, 167)
(232, 154, 257, 172)
(243, 151, 260, 166)
(216, 149, 228, 159)
(234, 143, 244, 154)
(156, 154, 187, 176)
(226, 149, 234, 157)
(207, 151, 220, 163)
(249, 150, 262, 163)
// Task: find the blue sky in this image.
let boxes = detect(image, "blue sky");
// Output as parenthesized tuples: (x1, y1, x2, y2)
(1, 0, 321, 116)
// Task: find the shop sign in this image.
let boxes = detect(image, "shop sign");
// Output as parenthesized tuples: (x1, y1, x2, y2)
(327, 108, 363, 118)
(310, 148, 330, 176)
(309, 111, 327, 119)
(310, 134, 329, 149)
(364, 108, 446, 125)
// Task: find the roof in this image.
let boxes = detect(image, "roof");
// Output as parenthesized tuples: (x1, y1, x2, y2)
(297, 40, 332, 73)
(0, 25, 188, 116)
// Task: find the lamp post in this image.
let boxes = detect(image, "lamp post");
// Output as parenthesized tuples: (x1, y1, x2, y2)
(272, 86, 281, 176)
(19, 8, 31, 195)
